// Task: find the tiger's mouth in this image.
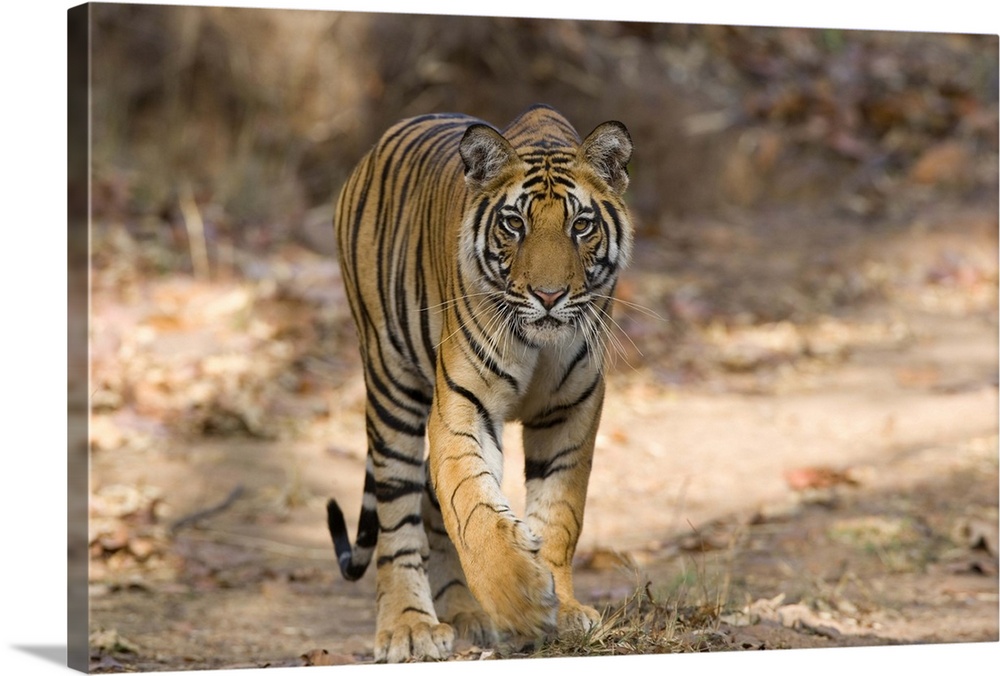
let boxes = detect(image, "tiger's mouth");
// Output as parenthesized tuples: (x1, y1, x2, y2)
(496, 289, 587, 343)
(518, 312, 579, 344)
(531, 316, 563, 330)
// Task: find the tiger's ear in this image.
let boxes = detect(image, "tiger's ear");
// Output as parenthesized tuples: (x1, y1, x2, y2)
(460, 124, 520, 189)
(578, 121, 633, 194)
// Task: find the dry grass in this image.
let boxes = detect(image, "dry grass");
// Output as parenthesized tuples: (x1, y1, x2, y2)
(502, 583, 727, 659)
(498, 544, 740, 660)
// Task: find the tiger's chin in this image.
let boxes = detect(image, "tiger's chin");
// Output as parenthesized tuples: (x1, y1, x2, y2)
(520, 316, 577, 345)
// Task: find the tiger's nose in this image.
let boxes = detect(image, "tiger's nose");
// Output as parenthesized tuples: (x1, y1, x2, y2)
(529, 286, 568, 310)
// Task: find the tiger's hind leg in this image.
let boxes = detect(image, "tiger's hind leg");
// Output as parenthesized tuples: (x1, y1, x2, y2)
(422, 475, 499, 648)
(362, 371, 454, 662)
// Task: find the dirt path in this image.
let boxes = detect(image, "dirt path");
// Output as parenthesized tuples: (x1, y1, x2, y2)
(86, 197, 997, 671)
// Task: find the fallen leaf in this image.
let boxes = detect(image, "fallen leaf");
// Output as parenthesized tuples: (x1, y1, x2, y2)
(90, 416, 125, 451)
(676, 522, 739, 552)
(783, 466, 859, 491)
(89, 654, 126, 672)
(93, 521, 131, 552)
(777, 603, 844, 639)
(894, 364, 943, 389)
(577, 547, 637, 571)
(908, 141, 974, 186)
(90, 628, 140, 655)
(953, 517, 999, 557)
(127, 537, 159, 561)
(300, 648, 354, 666)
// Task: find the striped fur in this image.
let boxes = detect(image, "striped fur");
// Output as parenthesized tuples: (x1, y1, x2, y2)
(328, 104, 633, 662)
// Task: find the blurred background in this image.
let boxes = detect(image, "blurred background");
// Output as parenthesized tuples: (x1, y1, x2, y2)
(86, 3, 998, 422)
(89, 4, 996, 254)
(81, 3, 998, 670)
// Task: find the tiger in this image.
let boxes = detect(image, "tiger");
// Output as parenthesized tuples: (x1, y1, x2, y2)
(326, 104, 634, 663)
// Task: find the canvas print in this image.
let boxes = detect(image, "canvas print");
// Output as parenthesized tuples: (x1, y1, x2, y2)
(71, 2, 998, 672)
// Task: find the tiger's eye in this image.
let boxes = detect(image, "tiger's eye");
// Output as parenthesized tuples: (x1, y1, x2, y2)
(572, 217, 595, 237)
(503, 215, 525, 236)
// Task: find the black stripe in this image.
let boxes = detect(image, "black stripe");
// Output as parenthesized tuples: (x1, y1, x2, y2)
(375, 478, 425, 502)
(358, 302, 433, 411)
(551, 175, 577, 189)
(348, 152, 378, 237)
(364, 367, 427, 437)
(367, 417, 424, 467)
(523, 375, 601, 430)
(376, 547, 422, 568)
(387, 122, 468, 369)
(459, 499, 509, 546)
(440, 360, 499, 449)
(457, 314, 520, 392)
(602, 199, 625, 255)
(556, 342, 589, 390)
(471, 195, 507, 283)
(433, 579, 467, 601)
(381, 513, 422, 532)
(524, 444, 582, 481)
(373, 120, 470, 360)
(415, 237, 439, 374)
(522, 416, 566, 430)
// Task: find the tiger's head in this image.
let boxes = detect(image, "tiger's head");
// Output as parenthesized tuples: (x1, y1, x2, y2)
(458, 116, 634, 347)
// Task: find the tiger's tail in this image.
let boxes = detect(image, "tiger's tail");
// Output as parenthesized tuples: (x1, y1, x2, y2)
(326, 460, 378, 581)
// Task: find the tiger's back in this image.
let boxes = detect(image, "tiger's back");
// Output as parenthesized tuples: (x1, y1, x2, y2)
(329, 105, 634, 663)
(334, 112, 475, 388)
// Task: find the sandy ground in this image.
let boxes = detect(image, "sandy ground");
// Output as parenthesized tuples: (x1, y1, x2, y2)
(84, 194, 998, 671)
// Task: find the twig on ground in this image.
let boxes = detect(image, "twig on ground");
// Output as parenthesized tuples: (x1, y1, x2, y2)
(178, 182, 211, 280)
(170, 485, 245, 534)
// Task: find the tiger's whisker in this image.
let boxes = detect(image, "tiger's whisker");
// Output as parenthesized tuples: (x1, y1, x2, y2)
(595, 303, 642, 360)
(420, 291, 498, 314)
(590, 292, 667, 323)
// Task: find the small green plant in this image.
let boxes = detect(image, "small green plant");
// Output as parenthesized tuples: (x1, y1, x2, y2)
(827, 515, 935, 573)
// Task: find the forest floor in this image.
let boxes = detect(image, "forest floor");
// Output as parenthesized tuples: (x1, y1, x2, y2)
(83, 183, 998, 671)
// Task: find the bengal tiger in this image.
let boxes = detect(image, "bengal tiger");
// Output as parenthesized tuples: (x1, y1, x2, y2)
(326, 104, 634, 663)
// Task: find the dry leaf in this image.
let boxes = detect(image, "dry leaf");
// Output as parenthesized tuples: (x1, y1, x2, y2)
(783, 466, 859, 491)
(953, 517, 999, 557)
(90, 628, 140, 655)
(578, 547, 637, 571)
(300, 648, 354, 666)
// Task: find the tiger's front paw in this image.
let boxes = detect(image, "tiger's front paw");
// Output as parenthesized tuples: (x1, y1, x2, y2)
(374, 619, 455, 663)
(464, 520, 558, 637)
(557, 599, 602, 636)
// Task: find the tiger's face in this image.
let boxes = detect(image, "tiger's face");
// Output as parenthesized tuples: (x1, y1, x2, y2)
(488, 182, 629, 344)
(459, 121, 633, 346)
